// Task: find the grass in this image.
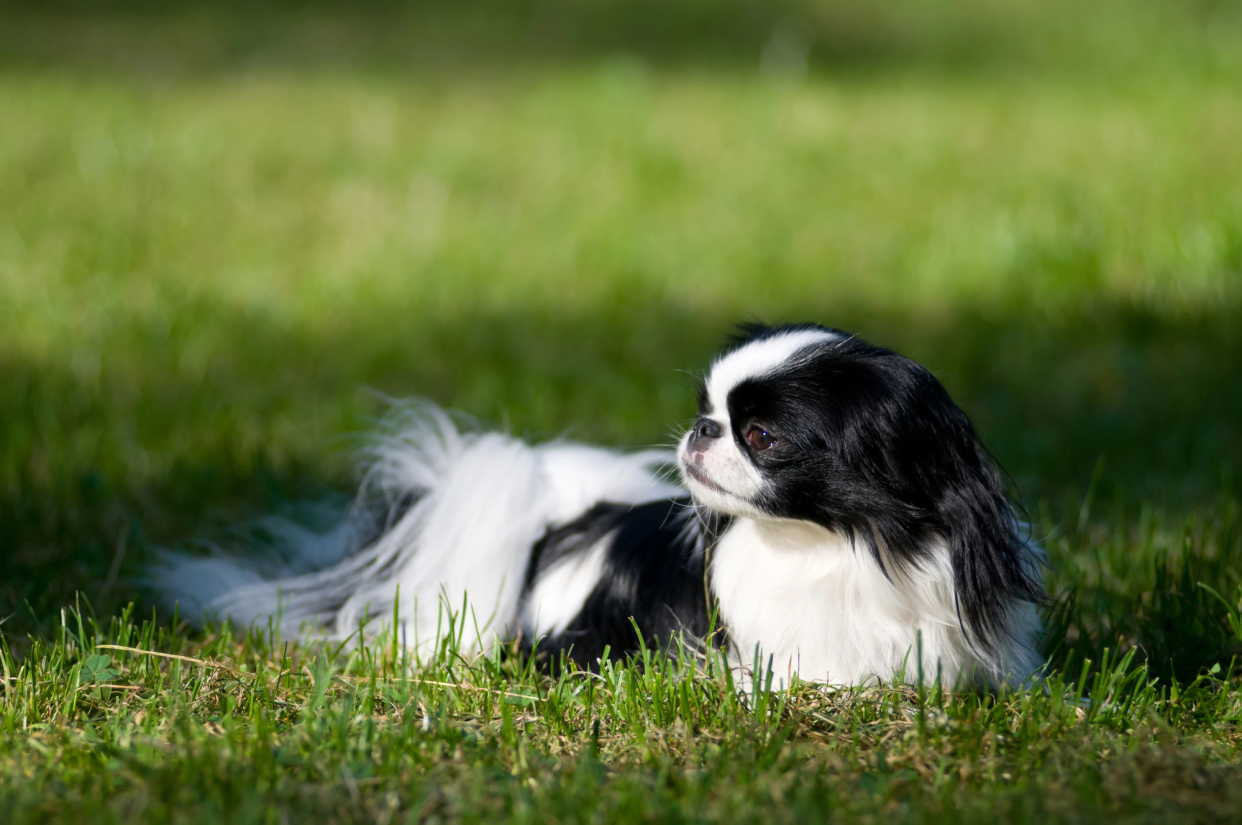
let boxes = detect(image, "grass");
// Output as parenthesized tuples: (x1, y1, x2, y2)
(2, 0, 1242, 820)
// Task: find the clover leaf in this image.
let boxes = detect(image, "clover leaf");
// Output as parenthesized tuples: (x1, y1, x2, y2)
(82, 653, 119, 684)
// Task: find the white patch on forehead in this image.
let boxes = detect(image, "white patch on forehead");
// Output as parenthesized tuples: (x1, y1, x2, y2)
(705, 329, 841, 416)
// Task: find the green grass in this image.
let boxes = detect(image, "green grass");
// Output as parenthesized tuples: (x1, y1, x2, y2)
(4, 585, 1242, 823)
(3, 0, 1242, 820)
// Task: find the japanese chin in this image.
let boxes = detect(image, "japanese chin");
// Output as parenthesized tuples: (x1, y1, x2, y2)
(152, 324, 1046, 688)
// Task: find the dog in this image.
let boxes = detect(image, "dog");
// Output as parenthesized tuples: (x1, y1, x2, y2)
(151, 324, 1045, 687)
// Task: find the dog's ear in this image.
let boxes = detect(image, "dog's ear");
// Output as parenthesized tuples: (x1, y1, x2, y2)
(840, 349, 1044, 652)
(887, 365, 1047, 652)
(936, 438, 1044, 652)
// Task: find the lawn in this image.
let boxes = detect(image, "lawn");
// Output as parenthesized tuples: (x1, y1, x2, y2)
(2, 0, 1242, 821)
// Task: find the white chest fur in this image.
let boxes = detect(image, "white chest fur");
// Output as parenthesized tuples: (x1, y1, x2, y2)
(710, 517, 984, 687)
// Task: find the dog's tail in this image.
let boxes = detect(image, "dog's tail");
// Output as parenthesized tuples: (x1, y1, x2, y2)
(146, 402, 680, 656)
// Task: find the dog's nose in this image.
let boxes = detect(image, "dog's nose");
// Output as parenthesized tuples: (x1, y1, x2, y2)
(688, 418, 723, 453)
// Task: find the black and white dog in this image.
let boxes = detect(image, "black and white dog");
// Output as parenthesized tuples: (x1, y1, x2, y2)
(153, 324, 1045, 687)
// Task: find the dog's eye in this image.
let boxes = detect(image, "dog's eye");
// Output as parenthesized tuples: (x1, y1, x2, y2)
(745, 425, 777, 451)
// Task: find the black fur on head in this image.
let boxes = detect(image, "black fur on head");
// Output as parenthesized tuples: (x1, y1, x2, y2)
(705, 323, 1044, 652)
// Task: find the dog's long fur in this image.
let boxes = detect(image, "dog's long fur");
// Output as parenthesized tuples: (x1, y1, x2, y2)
(149, 325, 1045, 688)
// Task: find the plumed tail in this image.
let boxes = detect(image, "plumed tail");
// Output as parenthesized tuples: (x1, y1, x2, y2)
(146, 402, 681, 656)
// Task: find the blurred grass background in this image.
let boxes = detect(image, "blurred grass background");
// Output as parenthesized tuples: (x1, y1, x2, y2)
(1, 0, 1241, 631)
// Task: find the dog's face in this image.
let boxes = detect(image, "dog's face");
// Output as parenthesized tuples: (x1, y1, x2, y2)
(677, 324, 960, 531)
(678, 326, 845, 521)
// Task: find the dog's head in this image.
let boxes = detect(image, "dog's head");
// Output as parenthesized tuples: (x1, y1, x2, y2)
(677, 323, 1042, 647)
(679, 324, 957, 529)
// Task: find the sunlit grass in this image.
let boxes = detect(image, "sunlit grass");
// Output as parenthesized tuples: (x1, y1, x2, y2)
(3, 70, 1238, 492)
(4, 571, 1242, 823)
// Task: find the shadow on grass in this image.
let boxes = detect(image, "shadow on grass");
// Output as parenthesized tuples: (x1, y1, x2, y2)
(2, 292, 1241, 679)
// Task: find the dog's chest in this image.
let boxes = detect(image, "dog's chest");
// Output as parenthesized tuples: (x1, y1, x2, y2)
(709, 518, 957, 685)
